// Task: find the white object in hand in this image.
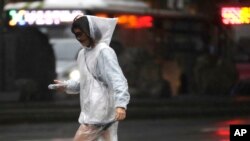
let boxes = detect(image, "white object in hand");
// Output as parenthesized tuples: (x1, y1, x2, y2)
(48, 84, 66, 90)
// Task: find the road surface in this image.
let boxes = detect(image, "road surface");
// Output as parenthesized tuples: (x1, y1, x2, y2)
(1, 116, 249, 141)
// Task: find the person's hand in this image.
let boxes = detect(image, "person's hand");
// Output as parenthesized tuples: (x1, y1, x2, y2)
(115, 107, 126, 121)
(53, 80, 66, 92)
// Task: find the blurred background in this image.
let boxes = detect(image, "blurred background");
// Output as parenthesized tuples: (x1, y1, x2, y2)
(0, 0, 250, 141)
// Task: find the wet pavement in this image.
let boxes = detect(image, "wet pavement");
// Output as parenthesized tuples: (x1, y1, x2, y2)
(1, 94, 250, 141)
(1, 116, 250, 141)
(2, 95, 250, 124)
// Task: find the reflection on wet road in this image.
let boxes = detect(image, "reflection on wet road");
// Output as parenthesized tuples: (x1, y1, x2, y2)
(0, 117, 249, 141)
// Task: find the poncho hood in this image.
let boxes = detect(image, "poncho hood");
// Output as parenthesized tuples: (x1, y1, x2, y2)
(86, 15, 118, 46)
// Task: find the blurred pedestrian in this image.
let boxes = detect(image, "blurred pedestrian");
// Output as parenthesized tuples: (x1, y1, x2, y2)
(50, 15, 130, 141)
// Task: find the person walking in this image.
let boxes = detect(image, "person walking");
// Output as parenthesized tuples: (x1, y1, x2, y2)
(50, 15, 130, 141)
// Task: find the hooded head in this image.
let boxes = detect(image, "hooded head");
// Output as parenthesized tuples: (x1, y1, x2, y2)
(71, 15, 118, 47)
(71, 15, 91, 38)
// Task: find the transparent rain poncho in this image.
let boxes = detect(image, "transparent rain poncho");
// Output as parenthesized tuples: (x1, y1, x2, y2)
(64, 15, 130, 141)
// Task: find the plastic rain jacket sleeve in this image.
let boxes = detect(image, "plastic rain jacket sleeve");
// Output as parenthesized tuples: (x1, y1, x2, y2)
(96, 48, 130, 109)
(65, 80, 80, 94)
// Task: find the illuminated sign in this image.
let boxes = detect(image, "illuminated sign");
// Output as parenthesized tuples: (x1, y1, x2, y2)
(7, 9, 83, 26)
(95, 13, 153, 28)
(221, 7, 250, 25)
(7, 9, 153, 28)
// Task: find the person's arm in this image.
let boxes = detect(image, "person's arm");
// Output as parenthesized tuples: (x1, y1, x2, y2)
(54, 79, 80, 94)
(97, 47, 130, 120)
(65, 80, 80, 94)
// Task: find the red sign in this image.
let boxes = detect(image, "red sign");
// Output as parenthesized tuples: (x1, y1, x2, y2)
(95, 13, 153, 28)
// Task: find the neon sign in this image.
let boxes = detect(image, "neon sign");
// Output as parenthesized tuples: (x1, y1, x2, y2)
(221, 7, 250, 25)
(95, 13, 153, 28)
(8, 10, 83, 26)
(118, 15, 153, 28)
